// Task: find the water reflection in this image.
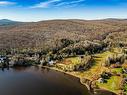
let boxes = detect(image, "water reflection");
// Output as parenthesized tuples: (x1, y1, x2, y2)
(0, 66, 90, 95)
(1, 66, 9, 71)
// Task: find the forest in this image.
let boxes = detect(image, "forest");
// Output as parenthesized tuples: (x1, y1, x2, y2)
(1, 19, 127, 95)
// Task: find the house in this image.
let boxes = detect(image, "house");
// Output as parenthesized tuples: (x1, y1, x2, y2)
(98, 78, 105, 83)
(0, 55, 6, 64)
(48, 60, 55, 66)
(0, 58, 4, 63)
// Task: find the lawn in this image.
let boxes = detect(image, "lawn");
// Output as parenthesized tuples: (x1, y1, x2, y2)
(111, 68, 123, 74)
(77, 51, 113, 80)
(58, 49, 125, 94)
(66, 57, 81, 65)
(97, 76, 122, 94)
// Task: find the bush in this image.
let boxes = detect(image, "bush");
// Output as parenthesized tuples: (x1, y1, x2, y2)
(101, 72, 112, 79)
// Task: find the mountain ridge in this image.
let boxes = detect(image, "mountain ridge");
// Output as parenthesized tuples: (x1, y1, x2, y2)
(0, 19, 22, 26)
(0, 19, 127, 51)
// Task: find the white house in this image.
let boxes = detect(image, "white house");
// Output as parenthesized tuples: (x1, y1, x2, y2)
(98, 78, 105, 83)
(0, 57, 4, 64)
(48, 60, 54, 66)
(0, 56, 7, 64)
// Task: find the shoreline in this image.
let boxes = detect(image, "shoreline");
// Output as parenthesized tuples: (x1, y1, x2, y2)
(40, 65, 117, 95)
(0, 65, 117, 95)
(40, 65, 92, 93)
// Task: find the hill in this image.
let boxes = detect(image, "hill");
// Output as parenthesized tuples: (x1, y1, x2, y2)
(1, 19, 127, 94)
(0, 19, 22, 26)
(0, 19, 127, 52)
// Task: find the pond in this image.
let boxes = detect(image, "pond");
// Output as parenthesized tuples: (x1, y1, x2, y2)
(0, 66, 90, 95)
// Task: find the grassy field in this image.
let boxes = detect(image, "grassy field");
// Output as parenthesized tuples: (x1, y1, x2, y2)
(65, 57, 81, 65)
(75, 51, 113, 80)
(70, 51, 124, 94)
(97, 76, 122, 94)
(111, 68, 123, 73)
(56, 49, 125, 94)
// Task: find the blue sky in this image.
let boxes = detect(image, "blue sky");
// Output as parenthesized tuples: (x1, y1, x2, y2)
(0, 0, 127, 21)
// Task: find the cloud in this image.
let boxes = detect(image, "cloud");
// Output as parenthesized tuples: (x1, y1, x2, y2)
(55, 0, 85, 7)
(30, 0, 85, 9)
(30, 0, 61, 8)
(0, 1, 16, 6)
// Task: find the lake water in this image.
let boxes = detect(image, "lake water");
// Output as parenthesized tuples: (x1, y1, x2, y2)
(0, 66, 90, 95)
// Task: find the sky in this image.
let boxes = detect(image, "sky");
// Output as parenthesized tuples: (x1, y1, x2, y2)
(0, 0, 127, 22)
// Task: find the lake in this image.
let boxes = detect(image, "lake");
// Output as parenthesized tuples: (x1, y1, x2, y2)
(0, 66, 90, 95)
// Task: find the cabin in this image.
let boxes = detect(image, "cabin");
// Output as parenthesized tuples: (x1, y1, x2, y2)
(0, 57, 4, 64)
(0, 55, 6, 64)
(40, 57, 55, 66)
(0, 55, 9, 68)
(48, 60, 54, 66)
(98, 78, 105, 83)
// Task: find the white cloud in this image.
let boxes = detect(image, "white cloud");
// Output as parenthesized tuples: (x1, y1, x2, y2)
(30, 0, 85, 9)
(30, 0, 61, 8)
(0, 1, 16, 6)
(55, 0, 85, 7)
(70, 0, 85, 4)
